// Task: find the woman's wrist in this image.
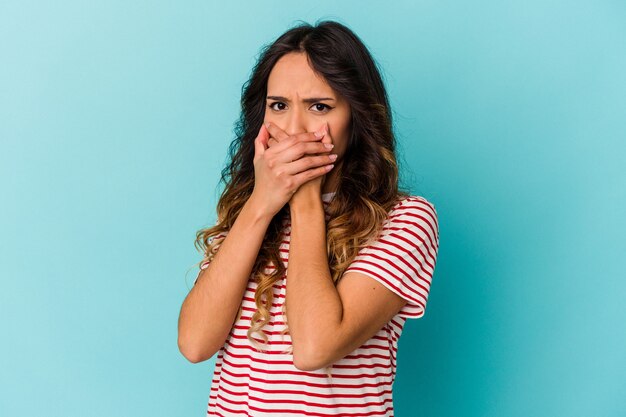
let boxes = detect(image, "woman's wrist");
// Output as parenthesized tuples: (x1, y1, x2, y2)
(244, 192, 278, 224)
(289, 189, 324, 214)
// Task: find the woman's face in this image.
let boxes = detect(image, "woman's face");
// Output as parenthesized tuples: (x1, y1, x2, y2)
(263, 52, 351, 174)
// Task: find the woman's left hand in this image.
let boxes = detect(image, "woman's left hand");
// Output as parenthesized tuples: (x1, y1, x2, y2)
(266, 122, 334, 208)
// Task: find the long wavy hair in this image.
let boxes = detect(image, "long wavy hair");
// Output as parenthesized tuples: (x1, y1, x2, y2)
(194, 19, 410, 378)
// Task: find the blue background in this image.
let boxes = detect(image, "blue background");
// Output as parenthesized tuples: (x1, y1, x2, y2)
(1, 1, 624, 416)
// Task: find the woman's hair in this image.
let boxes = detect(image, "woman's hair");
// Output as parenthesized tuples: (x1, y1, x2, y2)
(194, 19, 410, 378)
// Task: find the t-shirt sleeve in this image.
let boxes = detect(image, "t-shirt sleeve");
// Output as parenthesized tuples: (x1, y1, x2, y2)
(341, 196, 439, 319)
(193, 226, 228, 286)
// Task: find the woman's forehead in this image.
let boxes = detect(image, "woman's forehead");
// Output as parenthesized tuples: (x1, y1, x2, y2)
(267, 53, 335, 98)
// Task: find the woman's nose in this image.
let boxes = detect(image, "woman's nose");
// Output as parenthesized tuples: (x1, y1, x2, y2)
(283, 108, 311, 136)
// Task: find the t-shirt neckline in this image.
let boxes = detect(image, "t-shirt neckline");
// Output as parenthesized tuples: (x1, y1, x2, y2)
(321, 191, 336, 203)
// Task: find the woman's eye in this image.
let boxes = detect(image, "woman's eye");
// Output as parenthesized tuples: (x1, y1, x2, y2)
(312, 103, 332, 112)
(268, 102, 286, 111)
(268, 102, 333, 113)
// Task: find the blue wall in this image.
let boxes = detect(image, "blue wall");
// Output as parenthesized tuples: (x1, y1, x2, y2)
(1, 1, 624, 416)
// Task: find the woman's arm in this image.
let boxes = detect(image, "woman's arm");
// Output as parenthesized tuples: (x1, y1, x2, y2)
(178, 123, 332, 363)
(286, 196, 344, 370)
(177, 194, 274, 363)
(287, 196, 439, 371)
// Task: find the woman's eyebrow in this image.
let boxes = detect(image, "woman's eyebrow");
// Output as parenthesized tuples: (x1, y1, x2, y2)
(267, 95, 335, 104)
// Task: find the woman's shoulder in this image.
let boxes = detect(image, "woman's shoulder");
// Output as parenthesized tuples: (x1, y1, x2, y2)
(393, 194, 437, 215)
(388, 194, 439, 232)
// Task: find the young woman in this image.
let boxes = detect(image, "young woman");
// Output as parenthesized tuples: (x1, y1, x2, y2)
(178, 20, 440, 416)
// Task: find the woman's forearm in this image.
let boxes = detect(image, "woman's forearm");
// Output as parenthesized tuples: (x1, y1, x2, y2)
(178, 195, 274, 363)
(286, 198, 343, 369)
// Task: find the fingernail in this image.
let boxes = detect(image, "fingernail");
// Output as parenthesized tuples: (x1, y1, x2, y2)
(315, 122, 330, 138)
(324, 143, 334, 149)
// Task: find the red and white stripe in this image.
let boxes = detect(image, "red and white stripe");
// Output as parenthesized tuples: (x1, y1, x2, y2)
(195, 193, 439, 416)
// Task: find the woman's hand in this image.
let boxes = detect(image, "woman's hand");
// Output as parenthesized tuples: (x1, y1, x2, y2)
(267, 122, 335, 209)
(249, 122, 336, 218)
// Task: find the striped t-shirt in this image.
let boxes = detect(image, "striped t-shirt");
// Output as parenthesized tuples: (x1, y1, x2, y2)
(194, 191, 439, 416)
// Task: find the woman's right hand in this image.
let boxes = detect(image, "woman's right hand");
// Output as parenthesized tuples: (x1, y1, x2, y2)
(248, 122, 335, 218)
